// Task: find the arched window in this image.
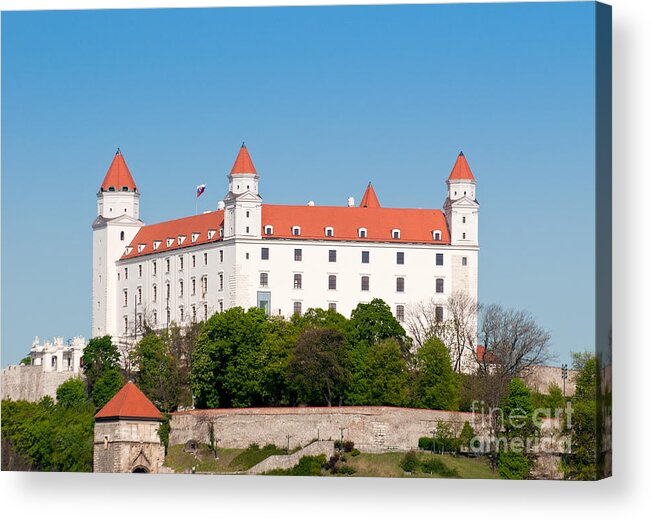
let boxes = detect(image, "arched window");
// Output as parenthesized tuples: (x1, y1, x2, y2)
(328, 275, 337, 290)
(396, 277, 405, 292)
(396, 305, 405, 322)
(294, 274, 302, 289)
(358, 228, 367, 238)
(120, 231, 125, 241)
(361, 276, 370, 291)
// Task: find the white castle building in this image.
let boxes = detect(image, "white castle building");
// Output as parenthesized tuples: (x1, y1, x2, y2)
(92, 144, 479, 350)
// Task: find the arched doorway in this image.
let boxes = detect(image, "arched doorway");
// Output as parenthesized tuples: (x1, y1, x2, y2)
(132, 466, 150, 473)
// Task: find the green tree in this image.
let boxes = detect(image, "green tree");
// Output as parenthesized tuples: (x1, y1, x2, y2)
(190, 307, 268, 408)
(92, 367, 124, 409)
(56, 378, 87, 408)
(82, 335, 120, 396)
(130, 333, 175, 411)
(561, 352, 597, 480)
(348, 298, 407, 349)
(414, 337, 460, 411)
(292, 307, 349, 335)
(359, 338, 411, 406)
(458, 421, 476, 452)
(287, 328, 351, 406)
(20, 356, 31, 365)
(257, 316, 300, 406)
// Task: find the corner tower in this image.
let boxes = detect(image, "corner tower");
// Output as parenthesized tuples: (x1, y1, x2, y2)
(444, 151, 479, 246)
(92, 150, 144, 339)
(223, 143, 262, 239)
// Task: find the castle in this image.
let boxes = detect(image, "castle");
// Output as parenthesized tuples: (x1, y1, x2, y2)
(92, 144, 479, 354)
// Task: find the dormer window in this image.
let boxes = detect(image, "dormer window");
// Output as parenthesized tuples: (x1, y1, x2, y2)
(138, 244, 145, 253)
(191, 232, 200, 243)
(433, 230, 442, 241)
(207, 229, 216, 240)
(153, 240, 161, 250)
(178, 235, 186, 245)
(292, 226, 301, 236)
(392, 229, 401, 239)
(108, 186, 116, 192)
(325, 227, 334, 237)
(125, 246, 133, 255)
(166, 238, 174, 247)
(358, 228, 367, 238)
(219, 226, 224, 237)
(264, 225, 274, 235)
(122, 186, 129, 192)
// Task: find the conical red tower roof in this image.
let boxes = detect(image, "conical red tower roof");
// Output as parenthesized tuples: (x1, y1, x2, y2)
(100, 148, 138, 192)
(359, 182, 381, 208)
(230, 143, 257, 175)
(95, 381, 162, 421)
(448, 151, 475, 181)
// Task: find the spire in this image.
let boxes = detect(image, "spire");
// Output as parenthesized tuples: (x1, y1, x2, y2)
(94, 382, 162, 420)
(359, 182, 381, 208)
(230, 143, 257, 175)
(448, 151, 475, 181)
(100, 149, 138, 192)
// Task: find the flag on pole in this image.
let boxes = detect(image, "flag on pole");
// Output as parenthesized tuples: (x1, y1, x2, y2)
(196, 184, 206, 198)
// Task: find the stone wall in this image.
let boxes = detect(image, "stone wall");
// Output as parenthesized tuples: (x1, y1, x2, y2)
(1, 365, 81, 402)
(522, 365, 578, 396)
(247, 440, 336, 474)
(171, 406, 500, 453)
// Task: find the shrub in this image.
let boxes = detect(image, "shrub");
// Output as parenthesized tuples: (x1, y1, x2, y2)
(418, 437, 434, 451)
(338, 465, 356, 475)
(266, 455, 326, 476)
(350, 448, 361, 457)
(343, 440, 355, 452)
(324, 454, 340, 473)
(421, 458, 460, 478)
(400, 451, 420, 473)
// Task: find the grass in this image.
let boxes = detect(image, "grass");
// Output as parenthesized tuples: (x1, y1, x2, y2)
(164, 444, 245, 473)
(228, 444, 288, 471)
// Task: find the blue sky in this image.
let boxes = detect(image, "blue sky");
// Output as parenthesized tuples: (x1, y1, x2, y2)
(2, 3, 596, 366)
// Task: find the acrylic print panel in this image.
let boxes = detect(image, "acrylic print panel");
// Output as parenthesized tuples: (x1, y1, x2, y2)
(0, 1, 611, 480)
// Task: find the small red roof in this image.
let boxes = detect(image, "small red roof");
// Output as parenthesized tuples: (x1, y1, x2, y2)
(448, 151, 475, 181)
(359, 182, 381, 208)
(95, 382, 162, 420)
(476, 346, 497, 365)
(230, 143, 257, 175)
(100, 149, 138, 192)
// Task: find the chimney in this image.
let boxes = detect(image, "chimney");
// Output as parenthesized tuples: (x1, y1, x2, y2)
(307, 200, 315, 206)
(347, 197, 355, 207)
(217, 200, 225, 210)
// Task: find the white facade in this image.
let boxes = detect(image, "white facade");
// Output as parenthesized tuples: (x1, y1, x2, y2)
(92, 147, 479, 349)
(29, 336, 86, 373)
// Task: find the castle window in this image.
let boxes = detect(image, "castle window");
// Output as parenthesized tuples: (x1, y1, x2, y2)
(462, 256, 468, 266)
(192, 305, 197, 322)
(246, 226, 250, 233)
(219, 273, 224, 291)
(120, 231, 125, 241)
(122, 186, 129, 192)
(328, 302, 337, 311)
(138, 314, 143, 329)
(392, 229, 401, 239)
(179, 280, 184, 297)
(397, 252, 404, 265)
(294, 249, 302, 261)
(166, 309, 171, 323)
(166, 283, 170, 300)
(153, 285, 157, 302)
(261, 247, 269, 260)
(138, 264, 142, 277)
(293, 301, 302, 316)
(124, 268, 128, 280)
(462, 216, 467, 223)
(166, 258, 170, 272)
(362, 251, 369, 264)
(264, 225, 273, 235)
(201, 276, 208, 296)
(246, 211, 250, 218)
(463, 232, 466, 239)
(328, 275, 337, 290)
(204, 253, 208, 265)
(117, 273, 120, 281)
(361, 276, 370, 291)
(153, 240, 161, 250)
(220, 250, 224, 262)
(178, 235, 186, 245)
(191, 278, 196, 295)
(192, 255, 196, 268)
(179, 256, 184, 270)
(167, 238, 174, 247)
(153, 261, 157, 276)
(179, 307, 184, 322)
(108, 186, 116, 192)
(294, 274, 302, 289)
(219, 227, 224, 238)
(124, 317, 128, 333)
(260, 272, 268, 287)
(433, 230, 441, 241)
(292, 226, 301, 236)
(329, 250, 337, 262)
(396, 305, 405, 322)
(219, 301, 224, 312)
(137, 287, 142, 304)
(208, 229, 216, 240)
(325, 227, 334, 237)
(153, 311, 158, 325)
(204, 304, 208, 320)
(358, 228, 367, 238)
(192, 232, 200, 243)
(396, 277, 405, 293)
(436, 278, 444, 293)
(138, 244, 145, 253)
(435, 306, 444, 322)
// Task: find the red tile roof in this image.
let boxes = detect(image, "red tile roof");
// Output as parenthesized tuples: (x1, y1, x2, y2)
(476, 346, 497, 364)
(448, 151, 475, 181)
(359, 182, 381, 208)
(122, 204, 449, 259)
(100, 149, 138, 192)
(121, 210, 224, 259)
(230, 143, 257, 175)
(261, 205, 449, 244)
(95, 382, 162, 420)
